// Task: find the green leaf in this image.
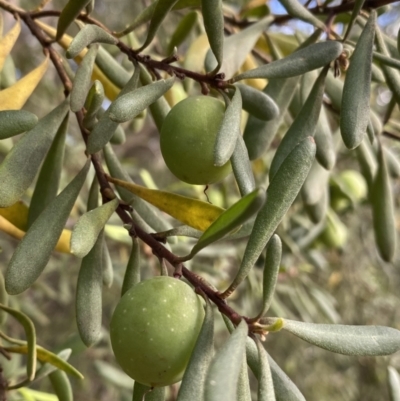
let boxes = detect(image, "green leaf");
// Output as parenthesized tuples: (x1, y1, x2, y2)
(0, 110, 38, 139)
(70, 198, 119, 258)
(343, 0, 366, 40)
(188, 188, 265, 258)
(233, 41, 342, 81)
(167, 11, 198, 54)
(34, 349, 72, 381)
(371, 143, 397, 262)
(255, 234, 282, 319)
(270, 66, 328, 179)
(201, 0, 224, 74)
(0, 304, 36, 381)
(256, 339, 276, 401)
(66, 24, 118, 58)
(57, 0, 92, 41)
(206, 16, 273, 79)
(278, 0, 325, 30)
(28, 115, 68, 227)
(279, 318, 400, 356)
(315, 106, 335, 170)
(341, 11, 376, 150)
(71, 44, 99, 112)
(94, 45, 131, 89)
(108, 77, 175, 123)
(231, 135, 256, 197)
(83, 80, 105, 130)
(0, 99, 70, 208)
(137, 0, 180, 52)
(356, 139, 377, 188)
(235, 84, 279, 121)
(121, 238, 141, 296)
(237, 356, 252, 401)
(205, 320, 248, 401)
(107, 176, 224, 231)
(222, 137, 315, 298)
(48, 370, 73, 401)
(5, 160, 90, 295)
(243, 76, 299, 160)
(102, 240, 113, 288)
(87, 67, 139, 154)
(214, 87, 242, 166)
(103, 144, 171, 233)
(177, 299, 214, 401)
(388, 366, 400, 401)
(76, 230, 103, 347)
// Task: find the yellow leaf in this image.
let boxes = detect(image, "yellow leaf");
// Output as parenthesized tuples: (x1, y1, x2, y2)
(0, 215, 71, 253)
(240, 54, 267, 90)
(36, 20, 120, 100)
(0, 56, 49, 111)
(0, 200, 29, 231)
(107, 176, 225, 231)
(0, 19, 21, 72)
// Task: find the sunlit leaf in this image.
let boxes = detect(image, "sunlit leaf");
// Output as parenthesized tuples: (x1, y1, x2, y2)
(0, 19, 21, 72)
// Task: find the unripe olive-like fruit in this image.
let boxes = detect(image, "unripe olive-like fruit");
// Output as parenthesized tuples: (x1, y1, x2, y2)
(160, 96, 232, 185)
(110, 276, 204, 387)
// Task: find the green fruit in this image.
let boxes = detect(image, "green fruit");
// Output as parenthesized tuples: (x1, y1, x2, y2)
(110, 276, 204, 387)
(160, 96, 232, 185)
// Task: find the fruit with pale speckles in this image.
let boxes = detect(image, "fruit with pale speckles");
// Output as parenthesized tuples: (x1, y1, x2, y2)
(110, 276, 204, 387)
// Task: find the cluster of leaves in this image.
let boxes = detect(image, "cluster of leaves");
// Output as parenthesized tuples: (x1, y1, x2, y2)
(0, 0, 399, 400)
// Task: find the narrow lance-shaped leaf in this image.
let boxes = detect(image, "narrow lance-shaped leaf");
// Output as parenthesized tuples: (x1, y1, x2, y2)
(214, 87, 242, 166)
(102, 240, 114, 288)
(277, 318, 400, 356)
(237, 356, 252, 401)
(371, 143, 397, 262)
(95, 45, 131, 89)
(177, 299, 214, 401)
(343, 0, 366, 40)
(76, 230, 103, 347)
(71, 44, 99, 112)
(107, 176, 224, 231)
(205, 16, 273, 79)
(244, 76, 300, 160)
(0, 110, 38, 139)
(235, 84, 279, 121)
(0, 20, 20, 71)
(187, 188, 265, 259)
(256, 338, 276, 401)
(0, 272, 7, 324)
(49, 370, 73, 401)
(0, 98, 69, 208)
(270, 65, 328, 179)
(255, 234, 282, 320)
(167, 11, 198, 54)
(28, 114, 69, 228)
(137, 0, 180, 52)
(5, 160, 91, 295)
(388, 366, 400, 401)
(222, 137, 316, 298)
(278, 0, 326, 30)
(34, 349, 72, 381)
(0, 304, 36, 381)
(109, 77, 175, 123)
(201, 0, 224, 74)
(231, 135, 256, 197)
(340, 11, 376, 150)
(66, 24, 118, 58)
(103, 144, 171, 233)
(356, 139, 377, 188)
(70, 198, 119, 258)
(121, 238, 141, 296)
(83, 80, 105, 130)
(315, 106, 335, 170)
(204, 320, 248, 401)
(56, 0, 92, 40)
(0, 56, 49, 111)
(87, 66, 140, 154)
(232, 41, 343, 82)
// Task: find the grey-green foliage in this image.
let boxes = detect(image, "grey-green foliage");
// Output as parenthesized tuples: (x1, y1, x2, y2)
(83, 80, 105, 130)
(0, 99, 70, 208)
(388, 366, 400, 401)
(56, 0, 92, 41)
(279, 318, 400, 356)
(214, 87, 242, 166)
(177, 299, 214, 401)
(121, 238, 141, 296)
(167, 10, 198, 54)
(5, 160, 91, 295)
(27, 114, 68, 227)
(278, 0, 326, 30)
(49, 369, 73, 401)
(256, 338, 276, 401)
(340, 11, 376, 150)
(0, 110, 38, 139)
(205, 320, 248, 401)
